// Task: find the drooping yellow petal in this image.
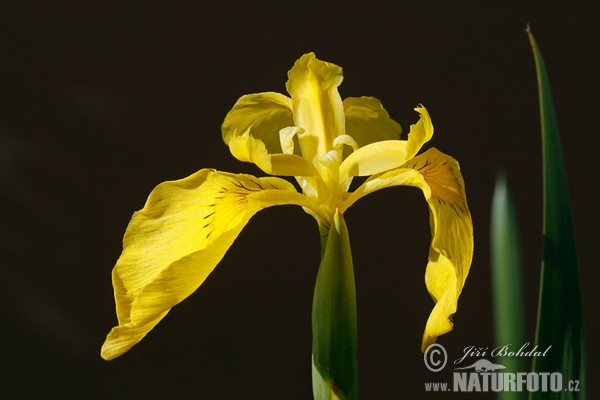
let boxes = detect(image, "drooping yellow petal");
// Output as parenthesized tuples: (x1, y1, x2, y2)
(342, 148, 473, 351)
(337, 106, 433, 183)
(227, 130, 319, 176)
(101, 169, 319, 360)
(222, 92, 293, 154)
(286, 53, 345, 159)
(408, 150, 472, 351)
(343, 96, 402, 148)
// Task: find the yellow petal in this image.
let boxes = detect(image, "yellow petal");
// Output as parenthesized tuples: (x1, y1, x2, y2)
(101, 169, 318, 360)
(227, 130, 319, 176)
(414, 154, 472, 350)
(342, 148, 473, 351)
(222, 92, 294, 154)
(343, 96, 402, 148)
(286, 53, 345, 158)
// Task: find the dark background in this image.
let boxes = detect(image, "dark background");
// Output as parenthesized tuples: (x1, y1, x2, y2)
(1, 1, 598, 399)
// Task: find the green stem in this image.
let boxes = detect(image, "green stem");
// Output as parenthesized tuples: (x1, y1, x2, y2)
(312, 210, 358, 400)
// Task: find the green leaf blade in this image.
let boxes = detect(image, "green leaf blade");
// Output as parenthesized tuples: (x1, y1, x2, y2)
(528, 29, 585, 400)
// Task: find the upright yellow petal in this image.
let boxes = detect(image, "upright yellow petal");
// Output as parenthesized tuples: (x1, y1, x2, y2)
(286, 53, 345, 158)
(222, 92, 319, 176)
(343, 96, 401, 148)
(342, 148, 473, 351)
(101, 169, 318, 360)
(222, 92, 293, 154)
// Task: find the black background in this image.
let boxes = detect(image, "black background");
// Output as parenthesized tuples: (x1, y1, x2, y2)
(1, 1, 598, 399)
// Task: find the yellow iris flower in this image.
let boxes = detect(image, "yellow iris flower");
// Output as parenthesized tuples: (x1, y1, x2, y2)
(101, 53, 473, 379)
